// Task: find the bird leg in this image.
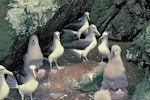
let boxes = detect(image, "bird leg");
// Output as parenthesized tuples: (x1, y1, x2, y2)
(100, 57, 104, 62)
(114, 88, 125, 95)
(55, 60, 65, 70)
(82, 56, 88, 62)
(21, 96, 24, 100)
(30, 93, 33, 100)
(49, 62, 58, 73)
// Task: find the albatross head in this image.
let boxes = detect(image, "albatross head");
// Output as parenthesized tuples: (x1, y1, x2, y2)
(99, 31, 109, 40)
(89, 24, 100, 36)
(0, 65, 13, 75)
(53, 31, 61, 40)
(110, 45, 121, 60)
(84, 12, 90, 21)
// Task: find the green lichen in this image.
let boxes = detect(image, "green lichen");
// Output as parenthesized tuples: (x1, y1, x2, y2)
(6, 0, 59, 36)
(0, 0, 15, 60)
(132, 72, 150, 100)
(78, 62, 106, 92)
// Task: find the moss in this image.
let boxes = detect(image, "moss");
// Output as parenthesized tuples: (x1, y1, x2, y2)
(90, 0, 113, 25)
(0, 0, 15, 60)
(132, 72, 150, 100)
(113, 0, 125, 5)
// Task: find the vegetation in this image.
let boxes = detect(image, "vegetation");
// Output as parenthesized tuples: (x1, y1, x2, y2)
(6, 0, 59, 36)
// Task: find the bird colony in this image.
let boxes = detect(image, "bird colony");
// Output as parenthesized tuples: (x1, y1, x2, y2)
(1, 12, 128, 100)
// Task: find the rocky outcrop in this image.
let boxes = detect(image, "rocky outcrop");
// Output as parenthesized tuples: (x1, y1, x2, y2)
(90, 0, 150, 41)
(132, 71, 150, 100)
(0, 0, 95, 71)
(127, 22, 150, 100)
(126, 22, 150, 70)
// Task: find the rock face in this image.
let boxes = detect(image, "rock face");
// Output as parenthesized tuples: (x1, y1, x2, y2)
(127, 23, 150, 69)
(90, 0, 150, 41)
(132, 72, 150, 100)
(127, 23, 150, 99)
(0, 0, 15, 60)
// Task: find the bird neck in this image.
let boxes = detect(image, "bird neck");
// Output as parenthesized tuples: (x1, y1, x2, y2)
(112, 54, 123, 65)
(86, 32, 95, 39)
(27, 43, 43, 57)
(78, 21, 89, 34)
(25, 74, 36, 82)
(81, 16, 88, 23)
(101, 37, 108, 47)
(85, 38, 97, 52)
(53, 39, 62, 47)
(0, 73, 5, 86)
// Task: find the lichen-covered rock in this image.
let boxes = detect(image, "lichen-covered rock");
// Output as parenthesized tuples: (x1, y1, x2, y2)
(78, 62, 106, 92)
(132, 72, 150, 100)
(0, 0, 15, 60)
(127, 23, 150, 69)
(63, 76, 79, 88)
(90, 0, 150, 41)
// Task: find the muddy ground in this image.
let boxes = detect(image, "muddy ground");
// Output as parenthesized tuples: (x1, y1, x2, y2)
(6, 40, 145, 100)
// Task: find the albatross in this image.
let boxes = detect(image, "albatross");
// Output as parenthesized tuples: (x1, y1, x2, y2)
(102, 45, 128, 94)
(98, 31, 110, 62)
(47, 31, 65, 73)
(23, 34, 44, 69)
(67, 24, 100, 61)
(63, 12, 90, 39)
(0, 65, 13, 100)
(6, 65, 38, 100)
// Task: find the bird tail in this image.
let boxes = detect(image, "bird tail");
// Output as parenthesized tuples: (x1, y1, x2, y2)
(67, 49, 82, 59)
(6, 75, 19, 89)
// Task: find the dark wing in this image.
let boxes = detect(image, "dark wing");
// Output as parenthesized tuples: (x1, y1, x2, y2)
(62, 29, 78, 36)
(62, 37, 92, 49)
(64, 22, 83, 30)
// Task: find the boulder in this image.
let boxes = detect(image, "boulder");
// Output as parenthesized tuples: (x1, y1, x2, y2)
(78, 62, 106, 92)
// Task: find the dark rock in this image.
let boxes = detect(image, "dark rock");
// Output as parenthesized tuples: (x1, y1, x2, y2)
(0, 0, 95, 71)
(132, 71, 150, 100)
(90, 0, 150, 41)
(127, 23, 150, 69)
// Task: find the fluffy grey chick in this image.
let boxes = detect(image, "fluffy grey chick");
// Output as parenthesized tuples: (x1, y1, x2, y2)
(94, 89, 111, 100)
(47, 31, 65, 73)
(0, 65, 13, 100)
(102, 45, 128, 94)
(98, 31, 110, 62)
(6, 65, 38, 100)
(24, 34, 44, 69)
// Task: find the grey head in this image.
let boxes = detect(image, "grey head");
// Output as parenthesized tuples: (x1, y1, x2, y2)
(99, 31, 109, 40)
(0, 65, 13, 76)
(53, 31, 61, 40)
(29, 65, 37, 78)
(110, 45, 121, 60)
(29, 34, 39, 45)
(88, 24, 100, 36)
(84, 12, 90, 21)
